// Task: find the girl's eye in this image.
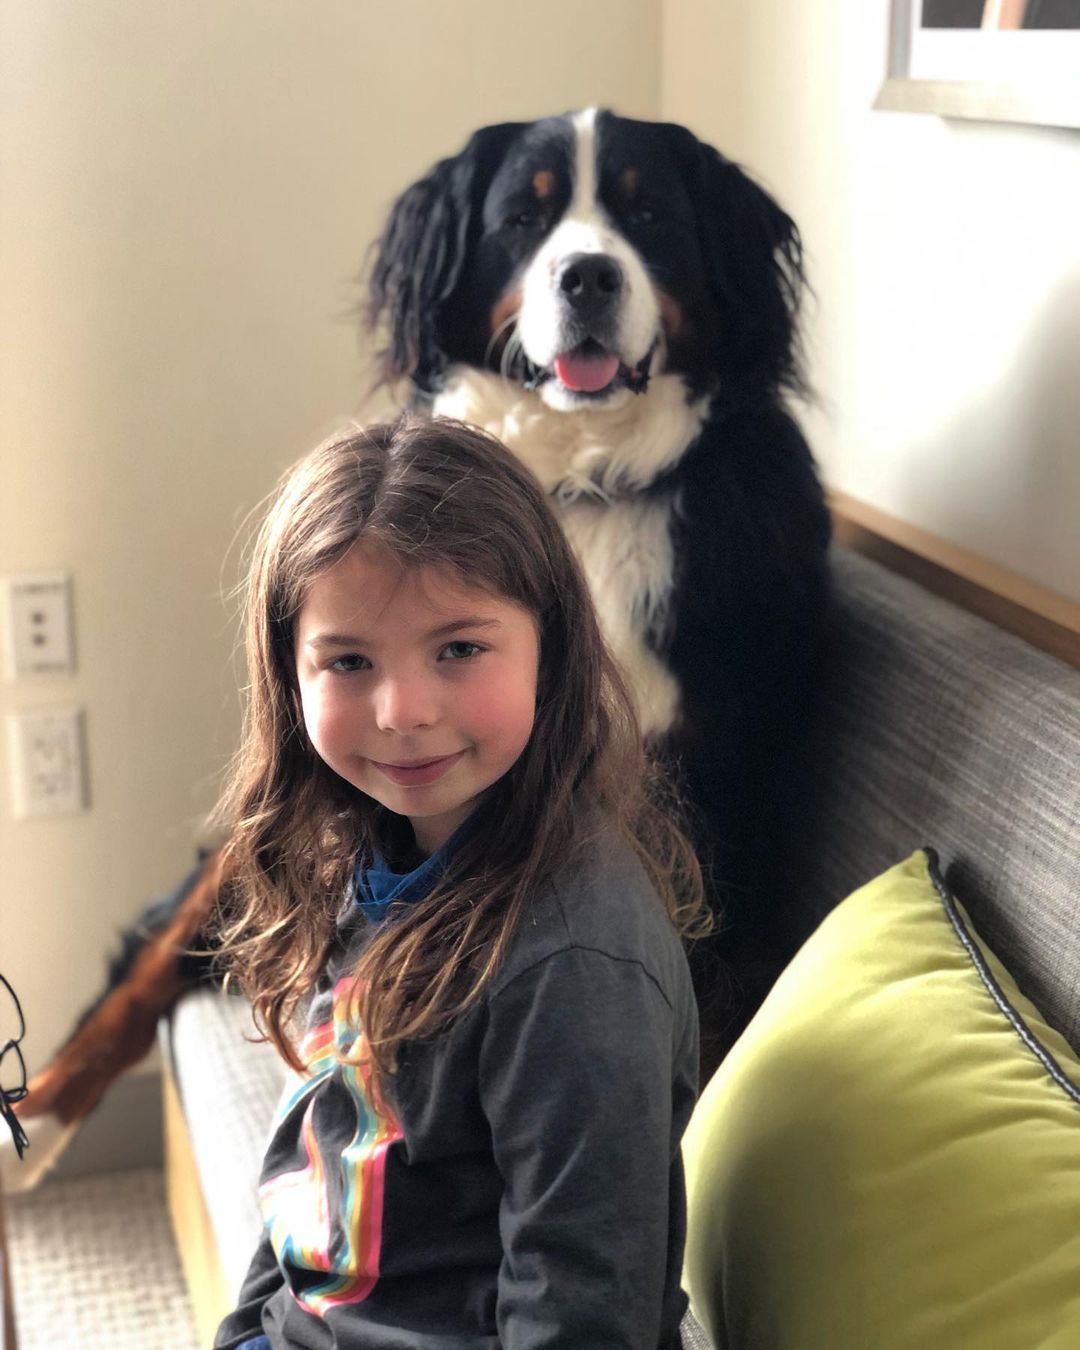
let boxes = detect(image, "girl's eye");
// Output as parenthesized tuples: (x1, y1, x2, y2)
(329, 654, 369, 673)
(439, 641, 483, 662)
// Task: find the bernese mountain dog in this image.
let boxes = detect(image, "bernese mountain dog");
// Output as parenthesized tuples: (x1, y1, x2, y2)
(368, 109, 832, 1014)
(9, 109, 830, 1182)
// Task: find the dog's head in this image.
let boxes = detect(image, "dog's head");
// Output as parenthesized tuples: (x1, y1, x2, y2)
(367, 110, 806, 412)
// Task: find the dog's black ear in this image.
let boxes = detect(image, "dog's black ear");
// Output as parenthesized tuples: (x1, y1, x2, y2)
(672, 129, 807, 399)
(366, 124, 522, 395)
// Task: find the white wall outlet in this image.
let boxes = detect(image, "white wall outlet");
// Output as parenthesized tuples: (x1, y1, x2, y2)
(1, 571, 76, 679)
(7, 706, 88, 818)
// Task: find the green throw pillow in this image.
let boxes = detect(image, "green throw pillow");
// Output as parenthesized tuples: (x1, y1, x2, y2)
(682, 849, 1080, 1350)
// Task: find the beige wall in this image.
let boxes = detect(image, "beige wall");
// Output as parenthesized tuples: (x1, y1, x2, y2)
(661, 0, 1080, 605)
(0, 0, 660, 1074)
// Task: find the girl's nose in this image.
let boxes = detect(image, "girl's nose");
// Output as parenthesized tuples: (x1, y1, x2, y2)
(373, 674, 439, 733)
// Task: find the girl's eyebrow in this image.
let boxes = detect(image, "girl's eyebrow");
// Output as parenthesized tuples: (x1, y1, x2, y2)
(427, 616, 502, 640)
(305, 634, 367, 652)
(305, 618, 502, 651)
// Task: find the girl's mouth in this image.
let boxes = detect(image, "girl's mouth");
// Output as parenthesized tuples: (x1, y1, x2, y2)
(369, 751, 466, 787)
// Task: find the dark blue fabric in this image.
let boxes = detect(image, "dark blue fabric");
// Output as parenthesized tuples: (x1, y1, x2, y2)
(353, 816, 476, 923)
(235, 1338, 271, 1350)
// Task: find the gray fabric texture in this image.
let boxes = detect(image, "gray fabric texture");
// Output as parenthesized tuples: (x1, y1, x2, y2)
(779, 547, 1080, 1047)
(679, 1308, 713, 1349)
(162, 989, 289, 1298)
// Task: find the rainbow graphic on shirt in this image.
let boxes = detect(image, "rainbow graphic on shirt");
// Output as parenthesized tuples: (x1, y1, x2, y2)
(258, 974, 403, 1316)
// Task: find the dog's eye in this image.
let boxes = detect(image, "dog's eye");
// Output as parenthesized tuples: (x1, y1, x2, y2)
(504, 209, 542, 230)
(628, 203, 657, 226)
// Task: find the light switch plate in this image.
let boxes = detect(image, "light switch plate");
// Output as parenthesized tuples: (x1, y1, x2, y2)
(1, 571, 76, 679)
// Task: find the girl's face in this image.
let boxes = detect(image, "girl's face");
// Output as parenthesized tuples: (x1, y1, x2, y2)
(294, 545, 540, 856)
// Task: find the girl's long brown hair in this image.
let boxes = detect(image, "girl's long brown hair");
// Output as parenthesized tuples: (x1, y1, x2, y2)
(213, 414, 708, 1082)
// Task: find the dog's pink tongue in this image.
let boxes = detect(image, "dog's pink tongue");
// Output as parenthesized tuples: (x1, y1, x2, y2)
(554, 349, 620, 393)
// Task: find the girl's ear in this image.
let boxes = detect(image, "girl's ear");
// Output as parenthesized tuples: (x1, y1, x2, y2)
(366, 123, 524, 395)
(668, 125, 807, 397)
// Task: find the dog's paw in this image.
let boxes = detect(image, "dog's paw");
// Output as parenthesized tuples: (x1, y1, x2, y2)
(1, 1111, 78, 1192)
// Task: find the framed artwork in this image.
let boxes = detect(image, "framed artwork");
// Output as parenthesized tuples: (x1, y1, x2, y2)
(876, 0, 1080, 129)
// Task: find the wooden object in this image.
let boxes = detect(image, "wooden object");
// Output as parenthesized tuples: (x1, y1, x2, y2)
(0, 1184, 16, 1350)
(830, 491, 1080, 670)
(162, 1061, 231, 1348)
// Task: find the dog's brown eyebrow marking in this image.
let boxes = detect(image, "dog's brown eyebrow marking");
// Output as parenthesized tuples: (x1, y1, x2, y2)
(489, 289, 522, 339)
(619, 167, 639, 197)
(658, 288, 684, 338)
(533, 170, 555, 199)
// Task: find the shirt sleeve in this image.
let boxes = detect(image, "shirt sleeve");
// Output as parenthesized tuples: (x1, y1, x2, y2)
(479, 945, 688, 1349)
(213, 1227, 282, 1350)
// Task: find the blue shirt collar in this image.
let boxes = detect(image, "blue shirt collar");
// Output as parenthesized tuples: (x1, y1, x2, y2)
(353, 815, 477, 923)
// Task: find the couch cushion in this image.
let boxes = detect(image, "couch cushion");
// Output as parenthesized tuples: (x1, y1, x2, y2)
(682, 849, 1080, 1350)
(778, 548, 1080, 1046)
(163, 988, 289, 1298)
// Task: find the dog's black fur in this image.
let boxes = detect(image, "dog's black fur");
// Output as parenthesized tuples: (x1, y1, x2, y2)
(367, 111, 831, 1055)
(19, 112, 829, 1150)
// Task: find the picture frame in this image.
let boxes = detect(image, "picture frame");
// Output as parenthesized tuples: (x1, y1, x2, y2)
(875, 0, 1080, 130)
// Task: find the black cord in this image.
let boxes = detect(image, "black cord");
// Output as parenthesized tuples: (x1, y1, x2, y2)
(1, 971, 30, 1159)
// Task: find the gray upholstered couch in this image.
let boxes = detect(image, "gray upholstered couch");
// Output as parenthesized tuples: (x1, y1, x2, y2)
(160, 546, 1080, 1348)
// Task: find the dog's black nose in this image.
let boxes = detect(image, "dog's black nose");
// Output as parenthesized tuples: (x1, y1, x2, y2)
(557, 254, 623, 313)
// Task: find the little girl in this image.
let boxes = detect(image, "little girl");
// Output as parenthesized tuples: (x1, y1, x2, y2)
(212, 414, 707, 1350)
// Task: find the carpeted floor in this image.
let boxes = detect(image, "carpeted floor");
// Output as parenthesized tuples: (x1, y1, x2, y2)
(5, 1167, 199, 1349)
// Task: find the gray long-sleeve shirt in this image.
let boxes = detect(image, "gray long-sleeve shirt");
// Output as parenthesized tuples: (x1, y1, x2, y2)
(215, 824, 699, 1349)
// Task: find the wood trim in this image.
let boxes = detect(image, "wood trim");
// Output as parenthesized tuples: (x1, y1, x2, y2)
(162, 1062, 232, 1348)
(829, 491, 1080, 670)
(0, 1186, 16, 1350)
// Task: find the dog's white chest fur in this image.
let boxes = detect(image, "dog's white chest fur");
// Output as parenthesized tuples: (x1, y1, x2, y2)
(433, 369, 708, 738)
(560, 495, 682, 739)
